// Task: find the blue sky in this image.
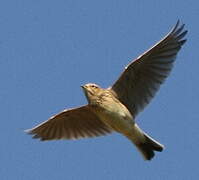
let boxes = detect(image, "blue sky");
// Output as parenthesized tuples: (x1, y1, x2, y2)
(0, 0, 198, 179)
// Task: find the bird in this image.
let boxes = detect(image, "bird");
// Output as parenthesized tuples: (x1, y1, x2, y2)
(26, 20, 187, 160)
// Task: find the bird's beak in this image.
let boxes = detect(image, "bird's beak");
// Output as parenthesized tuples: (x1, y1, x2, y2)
(81, 85, 87, 95)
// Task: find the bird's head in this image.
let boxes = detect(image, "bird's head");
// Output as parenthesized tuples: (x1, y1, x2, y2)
(81, 83, 102, 104)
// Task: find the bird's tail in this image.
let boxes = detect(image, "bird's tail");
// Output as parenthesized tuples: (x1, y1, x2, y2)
(126, 124, 164, 160)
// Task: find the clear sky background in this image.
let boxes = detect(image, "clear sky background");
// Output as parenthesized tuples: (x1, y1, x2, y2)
(0, 0, 198, 179)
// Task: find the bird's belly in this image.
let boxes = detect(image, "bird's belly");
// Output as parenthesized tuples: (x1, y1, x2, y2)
(94, 104, 134, 134)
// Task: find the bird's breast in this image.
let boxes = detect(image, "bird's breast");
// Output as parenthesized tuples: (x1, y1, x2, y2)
(92, 100, 134, 133)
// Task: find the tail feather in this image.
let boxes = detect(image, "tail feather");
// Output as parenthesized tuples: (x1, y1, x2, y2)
(136, 133, 164, 160)
(127, 124, 164, 160)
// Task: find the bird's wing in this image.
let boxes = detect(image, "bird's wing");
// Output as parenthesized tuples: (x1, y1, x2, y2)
(26, 105, 112, 141)
(110, 20, 187, 117)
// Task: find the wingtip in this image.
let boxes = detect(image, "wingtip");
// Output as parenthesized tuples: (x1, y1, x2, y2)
(169, 20, 188, 43)
(24, 128, 39, 138)
(176, 19, 180, 26)
(25, 129, 44, 140)
(24, 128, 32, 134)
(172, 19, 180, 32)
(171, 20, 183, 33)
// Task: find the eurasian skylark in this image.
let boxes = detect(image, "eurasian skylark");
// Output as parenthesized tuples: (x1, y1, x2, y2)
(26, 21, 187, 160)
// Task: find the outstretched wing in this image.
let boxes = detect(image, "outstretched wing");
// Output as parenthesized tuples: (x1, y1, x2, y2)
(26, 105, 112, 140)
(111, 20, 187, 117)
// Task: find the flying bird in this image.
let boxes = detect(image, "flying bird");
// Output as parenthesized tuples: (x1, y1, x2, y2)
(26, 21, 187, 160)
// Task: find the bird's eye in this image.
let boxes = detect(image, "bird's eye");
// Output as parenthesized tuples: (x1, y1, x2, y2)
(91, 85, 97, 88)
